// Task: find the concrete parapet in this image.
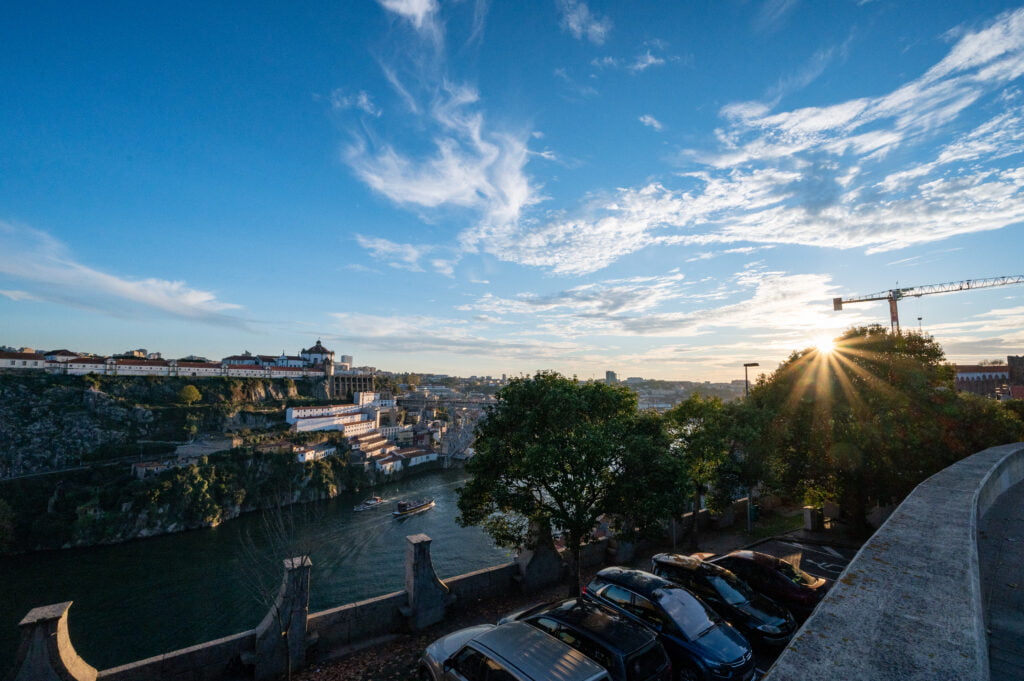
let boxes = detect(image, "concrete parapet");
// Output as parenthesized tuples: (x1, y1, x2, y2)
(98, 632, 252, 681)
(401, 534, 453, 630)
(765, 442, 1024, 681)
(249, 556, 312, 681)
(307, 591, 406, 657)
(6, 602, 97, 681)
(446, 564, 518, 603)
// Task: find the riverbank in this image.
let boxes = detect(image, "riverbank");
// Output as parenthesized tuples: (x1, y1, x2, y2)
(0, 468, 506, 670)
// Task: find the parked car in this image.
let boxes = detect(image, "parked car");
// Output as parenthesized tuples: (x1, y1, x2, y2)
(650, 553, 796, 649)
(583, 567, 754, 681)
(711, 550, 828, 622)
(418, 620, 611, 681)
(499, 597, 673, 681)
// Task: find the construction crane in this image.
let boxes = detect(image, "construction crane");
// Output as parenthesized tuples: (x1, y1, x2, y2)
(833, 275, 1024, 333)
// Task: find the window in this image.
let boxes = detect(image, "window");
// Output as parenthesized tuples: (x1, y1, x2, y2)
(602, 585, 633, 610)
(450, 647, 516, 681)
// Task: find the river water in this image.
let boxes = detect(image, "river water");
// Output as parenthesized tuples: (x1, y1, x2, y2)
(0, 469, 510, 670)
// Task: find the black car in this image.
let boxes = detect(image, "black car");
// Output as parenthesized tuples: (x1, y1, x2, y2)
(583, 567, 754, 681)
(499, 598, 672, 681)
(650, 553, 795, 649)
(711, 550, 828, 622)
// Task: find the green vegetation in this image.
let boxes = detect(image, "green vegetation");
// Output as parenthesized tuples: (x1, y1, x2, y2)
(457, 371, 686, 595)
(178, 384, 202, 406)
(0, 446, 363, 553)
(736, 325, 1024, 534)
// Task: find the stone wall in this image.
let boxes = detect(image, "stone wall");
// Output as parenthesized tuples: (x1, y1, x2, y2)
(764, 442, 1024, 681)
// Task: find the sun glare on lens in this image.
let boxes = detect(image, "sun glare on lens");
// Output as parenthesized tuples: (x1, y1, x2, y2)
(814, 336, 835, 354)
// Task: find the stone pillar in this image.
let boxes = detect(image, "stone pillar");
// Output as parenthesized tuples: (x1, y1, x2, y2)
(402, 534, 452, 630)
(252, 556, 312, 681)
(515, 520, 565, 594)
(6, 602, 97, 681)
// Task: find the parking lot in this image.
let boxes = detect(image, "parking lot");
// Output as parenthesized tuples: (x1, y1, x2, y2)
(720, 536, 859, 676)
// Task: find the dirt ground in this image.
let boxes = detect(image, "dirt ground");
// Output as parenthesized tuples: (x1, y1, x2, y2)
(294, 528, 755, 681)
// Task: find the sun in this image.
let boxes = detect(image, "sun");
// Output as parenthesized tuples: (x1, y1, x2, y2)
(813, 335, 836, 354)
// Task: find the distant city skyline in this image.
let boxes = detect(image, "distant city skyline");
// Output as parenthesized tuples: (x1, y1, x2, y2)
(2, 2, 1023, 382)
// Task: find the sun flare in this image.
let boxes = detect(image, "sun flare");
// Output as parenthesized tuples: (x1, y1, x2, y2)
(813, 335, 836, 354)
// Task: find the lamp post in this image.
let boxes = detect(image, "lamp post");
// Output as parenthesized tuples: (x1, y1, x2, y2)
(743, 362, 759, 397)
(742, 362, 759, 533)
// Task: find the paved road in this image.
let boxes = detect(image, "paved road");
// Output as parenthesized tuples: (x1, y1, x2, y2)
(978, 478, 1024, 680)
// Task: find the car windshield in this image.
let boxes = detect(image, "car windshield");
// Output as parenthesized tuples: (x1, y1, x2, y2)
(655, 589, 717, 639)
(707, 573, 753, 605)
(775, 560, 817, 586)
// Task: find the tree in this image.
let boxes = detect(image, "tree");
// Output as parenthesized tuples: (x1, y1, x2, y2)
(744, 325, 1023, 533)
(178, 384, 202, 406)
(457, 371, 681, 596)
(663, 394, 735, 549)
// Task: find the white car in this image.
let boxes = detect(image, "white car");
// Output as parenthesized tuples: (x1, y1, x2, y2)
(418, 620, 611, 681)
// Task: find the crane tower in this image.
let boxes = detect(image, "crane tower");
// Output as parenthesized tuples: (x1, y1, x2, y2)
(833, 275, 1024, 333)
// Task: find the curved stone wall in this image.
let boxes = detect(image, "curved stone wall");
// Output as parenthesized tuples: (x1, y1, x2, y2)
(764, 442, 1024, 681)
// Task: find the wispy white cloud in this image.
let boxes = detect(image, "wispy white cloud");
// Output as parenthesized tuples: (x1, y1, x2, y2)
(330, 89, 382, 116)
(0, 223, 246, 326)
(754, 0, 801, 35)
(629, 51, 666, 72)
(476, 9, 1024, 276)
(639, 114, 664, 131)
(377, 0, 442, 43)
(557, 0, 612, 45)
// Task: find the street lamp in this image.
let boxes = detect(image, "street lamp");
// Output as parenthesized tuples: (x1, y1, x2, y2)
(743, 362, 759, 397)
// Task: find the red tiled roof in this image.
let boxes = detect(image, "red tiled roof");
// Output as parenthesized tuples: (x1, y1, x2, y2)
(176, 362, 221, 368)
(0, 351, 45, 360)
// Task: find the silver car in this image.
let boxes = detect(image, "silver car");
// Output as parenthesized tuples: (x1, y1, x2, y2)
(419, 620, 611, 681)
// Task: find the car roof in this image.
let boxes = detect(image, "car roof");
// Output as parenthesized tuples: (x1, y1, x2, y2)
(652, 553, 701, 571)
(539, 599, 657, 652)
(474, 621, 610, 681)
(721, 550, 782, 567)
(594, 566, 677, 597)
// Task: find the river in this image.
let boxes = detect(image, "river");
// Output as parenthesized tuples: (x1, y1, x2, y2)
(0, 468, 510, 670)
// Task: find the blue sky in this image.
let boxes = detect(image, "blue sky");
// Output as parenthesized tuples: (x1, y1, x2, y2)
(2, 1, 1024, 381)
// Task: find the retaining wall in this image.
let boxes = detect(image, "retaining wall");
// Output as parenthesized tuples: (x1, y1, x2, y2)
(764, 442, 1024, 681)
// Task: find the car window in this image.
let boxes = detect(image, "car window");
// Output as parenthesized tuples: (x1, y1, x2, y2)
(631, 594, 669, 626)
(451, 648, 517, 681)
(452, 647, 488, 680)
(533, 617, 559, 635)
(707, 574, 751, 605)
(602, 585, 633, 609)
(656, 589, 717, 639)
(626, 643, 670, 681)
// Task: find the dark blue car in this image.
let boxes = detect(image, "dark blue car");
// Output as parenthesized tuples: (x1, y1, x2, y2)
(583, 567, 754, 681)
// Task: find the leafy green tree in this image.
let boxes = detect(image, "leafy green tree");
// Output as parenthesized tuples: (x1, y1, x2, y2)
(664, 394, 737, 549)
(457, 371, 681, 596)
(178, 384, 202, 406)
(745, 325, 1023, 533)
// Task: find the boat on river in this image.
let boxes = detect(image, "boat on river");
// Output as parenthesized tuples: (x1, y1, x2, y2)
(393, 498, 435, 517)
(353, 496, 385, 511)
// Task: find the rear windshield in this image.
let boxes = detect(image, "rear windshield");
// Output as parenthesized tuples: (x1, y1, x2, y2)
(655, 589, 716, 639)
(626, 643, 669, 681)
